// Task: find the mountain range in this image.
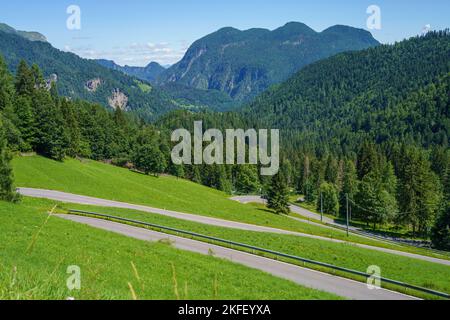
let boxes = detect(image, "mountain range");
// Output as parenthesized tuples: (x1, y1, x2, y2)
(157, 22, 380, 102)
(95, 59, 166, 83)
(243, 30, 450, 151)
(0, 21, 381, 118)
(0, 23, 47, 42)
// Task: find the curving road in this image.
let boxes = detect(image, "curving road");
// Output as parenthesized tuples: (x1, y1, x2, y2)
(56, 214, 418, 300)
(231, 195, 341, 226)
(19, 188, 450, 266)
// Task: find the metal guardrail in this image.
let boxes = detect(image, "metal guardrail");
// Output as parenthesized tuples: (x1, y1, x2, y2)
(289, 203, 450, 257)
(68, 209, 450, 300)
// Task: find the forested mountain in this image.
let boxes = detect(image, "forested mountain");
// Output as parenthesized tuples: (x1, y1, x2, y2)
(95, 59, 166, 83)
(155, 32, 450, 241)
(244, 31, 450, 154)
(0, 23, 47, 42)
(0, 28, 181, 120)
(157, 22, 379, 102)
(0, 22, 448, 246)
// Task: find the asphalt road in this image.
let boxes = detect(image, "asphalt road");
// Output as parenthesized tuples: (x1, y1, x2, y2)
(56, 214, 418, 300)
(19, 188, 450, 266)
(231, 195, 343, 226)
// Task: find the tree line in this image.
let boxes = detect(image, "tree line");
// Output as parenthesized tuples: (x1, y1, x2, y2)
(0, 51, 449, 249)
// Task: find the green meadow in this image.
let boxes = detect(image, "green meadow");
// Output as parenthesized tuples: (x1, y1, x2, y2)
(0, 198, 340, 300)
(12, 156, 450, 260)
(61, 201, 450, 295)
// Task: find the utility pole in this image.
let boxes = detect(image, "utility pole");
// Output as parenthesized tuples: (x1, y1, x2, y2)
(346, 193, 349, 237)
(320, 192, 323, 223)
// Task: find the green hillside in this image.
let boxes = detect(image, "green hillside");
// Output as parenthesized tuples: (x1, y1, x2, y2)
(62, 203, 450, 295)
(244, 31, 450, 151)
(0, 28, 177, 120)
(11, 155, 448, 255)
(13, 156, 364, 241)
(0, 23, 47, 42)
(0, 198, 338, 300)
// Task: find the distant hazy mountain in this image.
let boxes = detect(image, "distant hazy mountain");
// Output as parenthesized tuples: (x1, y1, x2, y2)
(158, 22, 380, 102)
(96, 59, 166, 83)
(0, 23, 47, 42)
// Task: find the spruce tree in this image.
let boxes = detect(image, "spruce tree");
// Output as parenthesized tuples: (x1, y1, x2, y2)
(235, 165, 260, 194)
(317, 182, 339, 216)
(397, 146, 441, 235)
(0, 118, 19, 202)
(340, 160, 358, 216)
(431, 166, 450, 249)
(267, 173, 290, 215)
(0, 55, 14, 112)
(15, 60, 34, 96)
(32, 89, 68, 160)
(13, 95, 35, 152)
(355, 172, 397, 229)
(431, 205, 450, 250)
(357, 140, 379, 180)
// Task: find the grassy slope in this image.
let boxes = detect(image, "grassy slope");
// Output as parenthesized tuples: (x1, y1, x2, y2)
(12, 156, 450, 259)
(61, 202, 450, 295)
(0, 198, 339, 300)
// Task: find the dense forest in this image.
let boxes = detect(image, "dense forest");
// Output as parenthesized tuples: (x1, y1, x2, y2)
(0, 31, 449, 249)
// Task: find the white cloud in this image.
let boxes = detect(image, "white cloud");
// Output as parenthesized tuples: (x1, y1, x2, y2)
(64, 41, 188, 66)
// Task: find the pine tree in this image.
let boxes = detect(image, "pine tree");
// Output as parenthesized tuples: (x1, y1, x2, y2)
(317, 182, 339, 216)
(32, 89, 68, 160)
(355, 172, 397, 229)
(169, 163, 185, 179)
(13, 95, 35, 152)
(357, 140, 379, 180)
(431, 165, 449, 249)
(267, 173, 290, 215)
(0, 55, 14, 112)
(60, 99, 81, 157)
(431, 205, 450, 250)
(15, 60, 34, 96)
(302, 155, 311, 193)
(324, 154, 338, 184)
(193, 165, 202, 183)
(31, 64, 44, 88)
(397, 146, 441, 235)
(235, 165, 260, 194)
(0, 118, 19, 202)
(340, 160, 358, 216)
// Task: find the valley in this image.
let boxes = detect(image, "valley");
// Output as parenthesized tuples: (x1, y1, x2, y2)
(0, 7, 449, 304)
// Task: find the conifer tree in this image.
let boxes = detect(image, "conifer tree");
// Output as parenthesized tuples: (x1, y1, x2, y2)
(431, 166, 450, 249)
(0, 118, 19, 202)
(397, 146, 441, 235)
(317, 182, 339, 216)
(0, 55, 14, 112)
(235, 165, 260, 194)
(15, 60, 34, 96)
(340, 160, 358, 216)
(357, 140, 379, 180)
(267, 173, 290, 215)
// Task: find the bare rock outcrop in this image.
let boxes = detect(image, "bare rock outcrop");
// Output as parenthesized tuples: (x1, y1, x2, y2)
(85, 78, 102, 92)
(108, 89, 128, 110)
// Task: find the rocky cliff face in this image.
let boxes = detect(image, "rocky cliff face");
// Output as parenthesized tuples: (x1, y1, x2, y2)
(158, 22, 380, 102)
(108, 89, 128, 110)
(85, 78, 102, 92)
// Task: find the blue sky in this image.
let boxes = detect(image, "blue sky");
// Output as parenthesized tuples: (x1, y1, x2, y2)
(1, 0, 449, 66)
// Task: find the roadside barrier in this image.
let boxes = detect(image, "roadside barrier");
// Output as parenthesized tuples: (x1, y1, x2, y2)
(68, 209, 450, 300)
